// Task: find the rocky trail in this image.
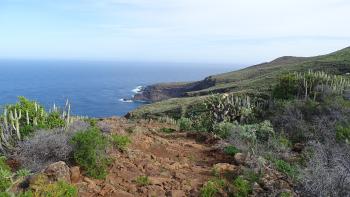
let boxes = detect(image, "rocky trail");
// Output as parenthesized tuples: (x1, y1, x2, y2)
(75, 118, 233, 197)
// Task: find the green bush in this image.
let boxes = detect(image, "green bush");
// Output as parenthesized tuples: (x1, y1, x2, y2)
(0, 157, 11, 192)
(135, 176, 150, 186)
(272, 74, 299, 100)
(85, 118, 97, 127)
(46, 111, 65, 129)
(200, 179, 225, 197)
(280, 191, 292, 197)
(160, 127, 176, 134)
(336, 125, 350, 143)
(223, 145, 241, 156)
(178, 117, 192, 131)
(272, 159, 298, 179)
(31, 180, 77, 197)
(213, 122, 235, 139)
(192, 113, 213, 132)
(110, 134, 131, 150)
(233, 177, 251, 197)
(255, 120, 275, 142)
(71, 128, 110, 179)
(0, 192, 11, 197)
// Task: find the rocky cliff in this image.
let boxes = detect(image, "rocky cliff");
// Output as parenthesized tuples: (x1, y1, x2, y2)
(133, 76, 216, 102)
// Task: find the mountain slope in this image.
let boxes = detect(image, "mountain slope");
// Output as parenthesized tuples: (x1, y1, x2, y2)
(128, 47, 350, 119)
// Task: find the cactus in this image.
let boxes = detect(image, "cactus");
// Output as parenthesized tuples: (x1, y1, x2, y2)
(204, 93, 264, 124)
(64, 99, 72, 128)
(9, 109, 22, 140)
(284, 70, 350, 100)
(26, 110, 29, 125)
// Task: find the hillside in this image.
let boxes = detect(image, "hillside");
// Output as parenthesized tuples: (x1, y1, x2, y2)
(2, 47, 350, 197)
(129, 47, 350, 119)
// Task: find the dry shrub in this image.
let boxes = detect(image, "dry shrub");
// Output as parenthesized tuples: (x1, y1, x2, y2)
(301, 141, 350, 196)
(13, 120, 89, 172)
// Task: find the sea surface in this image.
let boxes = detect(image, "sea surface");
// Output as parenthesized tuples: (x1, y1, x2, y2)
(0, 60, 237, 117)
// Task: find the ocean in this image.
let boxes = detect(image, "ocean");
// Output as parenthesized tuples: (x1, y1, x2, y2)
(0, 60, 237, 117)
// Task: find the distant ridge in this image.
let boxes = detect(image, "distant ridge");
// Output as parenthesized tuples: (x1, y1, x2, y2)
(128, 46, 350, 118)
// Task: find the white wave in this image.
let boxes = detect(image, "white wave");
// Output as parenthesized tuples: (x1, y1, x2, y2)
(119, 98, 133, 103)
(132, 86, 143, 93)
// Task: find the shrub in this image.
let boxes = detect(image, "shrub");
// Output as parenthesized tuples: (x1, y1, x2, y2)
(272, 159, 298, 179)
(46, 111, 65, 129)
(223, 145, 241, 156)
(0, 157, 11, 192)
(135, 176, 150, 186)
(243, 169, 261, 184)
(71, 128, 110, 179)
(272, 74, 299, 100)
(280, 191, 292, 197)
(0, 157, 10, 172)
(178, 117, 192, 131)
(191, 113, 213, 132)
(213, 122, 234, 139)
(200, 179, 225, 197)
(255, 120, 275, 142)
(97, 120, 113, 133)
(85, 118, 97, 127)
(110, 134, 131, 150)
(301, 142, 350, 196)
(160, 127, 176, 134)
(31, 180, 77, 197)
(0, 192, 11, 197)
(336, 125, 350, 143)
(15, 129, 73, 172)
(272, 101, 309, 143)
(233, 177, 251, 197)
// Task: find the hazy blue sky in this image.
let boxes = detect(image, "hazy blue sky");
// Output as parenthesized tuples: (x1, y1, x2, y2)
(0, 0, 349, 64)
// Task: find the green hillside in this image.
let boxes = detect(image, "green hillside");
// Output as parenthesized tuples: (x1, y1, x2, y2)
(129, 47, 350, 119)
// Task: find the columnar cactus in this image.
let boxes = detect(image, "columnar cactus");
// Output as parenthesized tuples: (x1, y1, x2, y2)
(64, 99, 72, 128)
(291, 70, 350, 100)
(26, 110, 29, 125)
(9, 109, 22, 140)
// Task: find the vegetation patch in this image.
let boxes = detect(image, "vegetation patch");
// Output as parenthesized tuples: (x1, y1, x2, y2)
(223, 145, 241, 156)
(71, 128, 110, 179)
(271, 159, 298, 180)
(233, 176, 252, 197)
(110, 134, 132, 150)
(135, 176, 150, 186)
(178, 117, 192, 131)
(31, 180, 78, 197)
(160, 127, 176, 134)
(336, 124, 350, 143)
(200, 179, 225, 197)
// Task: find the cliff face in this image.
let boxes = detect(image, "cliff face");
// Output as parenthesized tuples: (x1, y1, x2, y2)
(133, 76, 216, 102)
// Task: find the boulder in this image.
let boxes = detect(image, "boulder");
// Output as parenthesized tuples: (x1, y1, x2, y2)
(43, 161, 71, 183)
(83, 177, 96, 189)
(213, 163, 238, 174)
(70, 166, 80, 183)
(234, 153, 246, 165)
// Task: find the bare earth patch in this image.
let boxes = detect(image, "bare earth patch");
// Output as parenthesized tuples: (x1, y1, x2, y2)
(76, 118, 230, 197)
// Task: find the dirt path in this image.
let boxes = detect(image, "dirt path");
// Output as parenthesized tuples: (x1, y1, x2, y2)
(76, 118, 230, 197)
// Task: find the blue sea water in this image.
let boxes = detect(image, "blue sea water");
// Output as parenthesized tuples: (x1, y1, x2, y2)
(0, 60, 236, 117)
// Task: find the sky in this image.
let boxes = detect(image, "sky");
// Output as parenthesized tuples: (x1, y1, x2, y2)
(0, 0, 350, 64)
